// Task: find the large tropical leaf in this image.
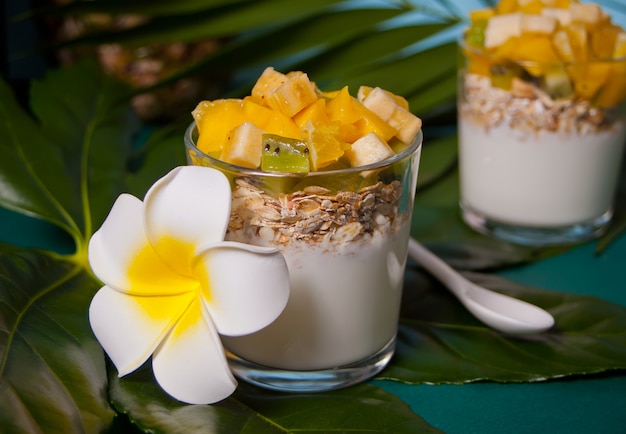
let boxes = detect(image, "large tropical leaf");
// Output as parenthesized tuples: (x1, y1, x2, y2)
(109, 370, 442, 434)
(0, 245, 114, 434)
(383, 267, 626, 384)
(0, 61, 140, 253)
(1, 1, 626, 431)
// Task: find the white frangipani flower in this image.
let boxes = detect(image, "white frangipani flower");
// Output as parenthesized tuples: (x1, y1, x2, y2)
(88, 166, 290, 404)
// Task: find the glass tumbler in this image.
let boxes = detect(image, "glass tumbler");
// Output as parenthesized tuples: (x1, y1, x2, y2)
(185, 123, 422, 392)
(458, 41, 626, 246)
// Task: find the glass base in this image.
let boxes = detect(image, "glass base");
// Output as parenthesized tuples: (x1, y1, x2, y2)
(461, 205, 611, 246)
(226, 336, 396, 393)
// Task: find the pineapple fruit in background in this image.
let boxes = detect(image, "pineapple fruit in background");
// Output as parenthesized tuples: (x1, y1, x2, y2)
(463, 0, 626, 106)
(39, 0, 228, 121)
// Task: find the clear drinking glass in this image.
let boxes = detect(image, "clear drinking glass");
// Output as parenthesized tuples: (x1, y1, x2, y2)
(185, 123, 422, 392)
(458, 41, 626, 246)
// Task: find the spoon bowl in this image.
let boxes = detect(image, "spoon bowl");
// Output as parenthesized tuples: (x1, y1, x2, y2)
(407, 238, 555, 335)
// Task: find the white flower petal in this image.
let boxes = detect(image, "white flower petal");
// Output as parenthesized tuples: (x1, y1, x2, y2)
(194, 242, 290, 337)
(89, 194, 196, 296)
(152, 299, 237, 404)
(143, 166, 232, 275)
(89, 286, 195, 376)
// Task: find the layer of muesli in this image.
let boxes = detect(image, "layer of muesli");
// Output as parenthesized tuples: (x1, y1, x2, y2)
(459, 73, 625, 136)
(224, 178, 406, 250)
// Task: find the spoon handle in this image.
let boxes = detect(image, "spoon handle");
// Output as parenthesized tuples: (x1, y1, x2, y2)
(407, 238, 467, 298)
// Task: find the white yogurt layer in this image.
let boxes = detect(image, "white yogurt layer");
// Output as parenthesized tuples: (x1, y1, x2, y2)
(459, 118, 626, 227)
(222, 221, 410, 370)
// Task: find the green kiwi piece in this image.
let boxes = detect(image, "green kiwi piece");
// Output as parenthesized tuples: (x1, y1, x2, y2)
(489, 63, 524, 90)
(465, 19, 488, 48)
(261, 134, 310, 174)
(542, 70, 573, 99)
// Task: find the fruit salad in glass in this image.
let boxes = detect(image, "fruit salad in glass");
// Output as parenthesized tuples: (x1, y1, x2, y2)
(458, 0, 626, 245)
(185, 67, 422, 391)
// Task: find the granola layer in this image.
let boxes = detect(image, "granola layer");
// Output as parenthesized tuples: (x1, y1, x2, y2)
(459, 73, 625, 137)
(225, 178, 405, 248)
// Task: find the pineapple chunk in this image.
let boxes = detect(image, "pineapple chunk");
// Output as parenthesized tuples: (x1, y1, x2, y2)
(357, 85, 409, 110)
(219, 121, 265, 168)
(570, 3, 607, 29)
(251, 67, 288, 105)
(520, 14, 556, 34)
(541, 8, 571, 27)
(361, 87, 422, 145)
(484, 13, 522, 48)
(266, 71, 318, 117)
(345, 132, 394, 168)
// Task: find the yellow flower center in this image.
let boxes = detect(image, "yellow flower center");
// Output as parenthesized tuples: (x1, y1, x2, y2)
(127, 235, 198, 295)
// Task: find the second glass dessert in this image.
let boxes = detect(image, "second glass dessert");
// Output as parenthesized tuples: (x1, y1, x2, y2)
(458, 1, 626, 245)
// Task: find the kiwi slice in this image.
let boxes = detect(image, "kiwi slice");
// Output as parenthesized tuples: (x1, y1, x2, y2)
(465, 19, 488, 48)
(489, 63, 524, 90)
(542, 70, 573, 100)
(261, 134, 310, 174)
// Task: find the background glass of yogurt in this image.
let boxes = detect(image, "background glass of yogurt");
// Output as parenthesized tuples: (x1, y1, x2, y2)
(458, 42, 626, 246)
(185, 123, 422, 392)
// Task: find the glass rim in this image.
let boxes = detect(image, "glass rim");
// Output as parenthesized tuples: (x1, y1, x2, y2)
(184, 121, 422, 178)
(458, 37, 626, 67)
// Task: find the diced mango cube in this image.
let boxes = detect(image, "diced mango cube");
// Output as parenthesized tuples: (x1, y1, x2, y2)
(242, 97, 302, 139)
(193, 99, 245, 153)
(293, 98, 329, 128)
(496, 0, 518, 14)
(304, 121, 346, 171)
(470, 8, 495, 23)
(568, 62, 612, 100)
(591, 25, 621, 59)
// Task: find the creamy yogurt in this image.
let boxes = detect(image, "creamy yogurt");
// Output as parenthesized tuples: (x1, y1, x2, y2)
(222, 221, 410, 370)
(459, 118, 626, 227)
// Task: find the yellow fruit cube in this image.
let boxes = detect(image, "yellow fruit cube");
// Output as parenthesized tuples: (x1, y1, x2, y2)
(293, 98, 329, 128)
(591, 25, 621, 59)
(469, 8, 495, 23)
(614, 32, 626, 57)
(193, 99, 245, 154)
(265, 71, 318, 117)
(496, 0, 518, 14)
(509, 34, 560, 75)
(242, 97, 302, 139)
(345, 132, 394, 168)
(251, 67, 288, 106)
(360, 87, 421, 144)
(553, 29, 575, 61)
(219, 121, 265, 168)
(357, 86, 410, 110)
(568, 62, 612, 100)
(570, 3, 609, 31)
(484, 13, 522, 49)
(304, 121, 346, 171)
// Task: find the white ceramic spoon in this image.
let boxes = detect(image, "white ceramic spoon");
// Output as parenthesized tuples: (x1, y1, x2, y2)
(407, 238, 555, 335)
